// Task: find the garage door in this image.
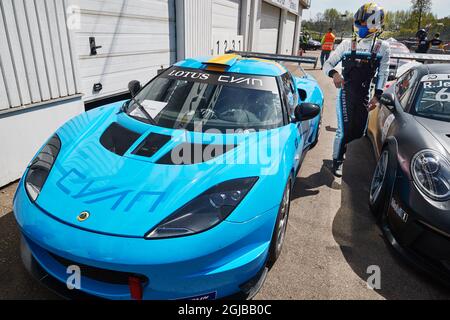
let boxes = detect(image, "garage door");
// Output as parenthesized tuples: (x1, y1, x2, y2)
(282, 12, 297, 55)
(212, 0, 241, 38)
(71, 0, 176, 101)
(257, 1, 281, 54)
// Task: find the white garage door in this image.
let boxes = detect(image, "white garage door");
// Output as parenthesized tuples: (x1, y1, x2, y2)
(212, 0, 241, 38)
(258, 1, 281, 54)
(71, 0, 176, 101)
(282, 12, 297, 55)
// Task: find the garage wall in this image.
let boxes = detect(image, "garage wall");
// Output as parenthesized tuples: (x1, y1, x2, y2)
(0, 97, 83, 187)
(281, 12, 296, 55)
(69, 0, 176, 101)
(212, 0, 241, 37)
(0, 0, 81, 111)
(176, 0, 213, 58)
(257, 1, 281, 54)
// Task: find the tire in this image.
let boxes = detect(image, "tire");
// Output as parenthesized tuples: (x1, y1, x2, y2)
(267, 179, 291, 268)
(369, 148, 396, 220)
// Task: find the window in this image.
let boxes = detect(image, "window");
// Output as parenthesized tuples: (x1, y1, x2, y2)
(395, 70, 417, 109)
(413, 78, 450, 122)
(126, 67, 283, 132)
(280, 72, 297, 114)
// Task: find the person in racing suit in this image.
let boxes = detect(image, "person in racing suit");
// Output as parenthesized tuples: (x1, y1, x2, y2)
(323, 2, 390, 177)
(416, 29, 430, 53)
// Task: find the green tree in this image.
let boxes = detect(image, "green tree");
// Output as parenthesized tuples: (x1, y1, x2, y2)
(411, 0, 432, 29)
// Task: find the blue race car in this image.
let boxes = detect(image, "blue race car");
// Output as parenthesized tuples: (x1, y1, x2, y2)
(14, 52, 323, 300)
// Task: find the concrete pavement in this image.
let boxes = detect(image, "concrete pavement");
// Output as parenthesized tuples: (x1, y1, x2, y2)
(1, 52, 449, 299)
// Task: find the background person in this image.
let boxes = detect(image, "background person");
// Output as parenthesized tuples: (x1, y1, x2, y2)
(429, 33, 444, 53)
(323, 3, 390, 177)
(415, 28, 430, 53)
(320, 28, 336, 69)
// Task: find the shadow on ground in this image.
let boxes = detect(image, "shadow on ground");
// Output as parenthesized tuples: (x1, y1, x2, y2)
(330, 137, 450, 299)
(292, 160, 340, 200)
(0, 211, 58, 299)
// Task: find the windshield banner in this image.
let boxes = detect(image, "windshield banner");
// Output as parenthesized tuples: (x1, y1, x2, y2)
(162, 67, 279, 92)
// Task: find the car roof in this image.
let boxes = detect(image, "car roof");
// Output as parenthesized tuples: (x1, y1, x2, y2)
(174, 53, 289, 77)
(415, 63, 450, 75)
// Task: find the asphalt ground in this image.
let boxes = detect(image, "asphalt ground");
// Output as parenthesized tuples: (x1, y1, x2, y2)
(1, 50, 450, 299)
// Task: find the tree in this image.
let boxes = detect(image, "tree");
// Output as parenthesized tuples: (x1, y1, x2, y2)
(411, 0, 432, 30)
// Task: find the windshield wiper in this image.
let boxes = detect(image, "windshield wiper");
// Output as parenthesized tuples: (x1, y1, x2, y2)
(125, 97, 157, 125)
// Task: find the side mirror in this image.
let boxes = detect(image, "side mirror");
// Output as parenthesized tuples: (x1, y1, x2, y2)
(128, 80, 141, 98)
(294, 103, 321, 122)
(380, 93, 395, 110)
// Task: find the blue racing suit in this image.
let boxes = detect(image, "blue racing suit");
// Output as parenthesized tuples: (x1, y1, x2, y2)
(323, 36, 390, 161)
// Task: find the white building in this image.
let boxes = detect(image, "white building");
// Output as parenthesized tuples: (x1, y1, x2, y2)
(0, 0, 311, 187)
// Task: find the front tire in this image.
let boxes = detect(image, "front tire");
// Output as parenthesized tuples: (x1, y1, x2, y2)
(267, 179, 291, 268)
(369, 148, 395, 220)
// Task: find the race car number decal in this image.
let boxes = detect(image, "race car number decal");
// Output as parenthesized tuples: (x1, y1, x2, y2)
(421, 75, 450, 102)
(436, 88, 450, 102)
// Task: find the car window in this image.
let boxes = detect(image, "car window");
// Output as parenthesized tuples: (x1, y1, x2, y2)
(395, 70, 418, 109)
(126, 67, 283, 132)
(280, 72, 297, 114)
(414, 74, 450, 122)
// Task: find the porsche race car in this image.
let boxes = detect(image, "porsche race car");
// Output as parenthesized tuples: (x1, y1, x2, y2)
(367, 60, 450, 284)
(14, 52, 323, 299)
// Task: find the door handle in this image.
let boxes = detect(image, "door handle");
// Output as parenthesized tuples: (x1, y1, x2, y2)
(89, 37, 102, 55)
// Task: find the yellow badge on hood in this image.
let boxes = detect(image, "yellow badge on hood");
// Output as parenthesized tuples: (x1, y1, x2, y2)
(77, 211, 90, 222)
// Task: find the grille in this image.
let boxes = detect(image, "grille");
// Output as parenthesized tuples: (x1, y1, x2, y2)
(49, 252, 148, 285)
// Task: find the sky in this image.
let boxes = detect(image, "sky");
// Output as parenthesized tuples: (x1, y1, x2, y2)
(303, 0, 450, 20)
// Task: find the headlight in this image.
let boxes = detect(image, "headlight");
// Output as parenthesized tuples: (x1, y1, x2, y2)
(145, 177, 258, 239)
(411, 149, 450, 201)
(25, 134, 61, 201)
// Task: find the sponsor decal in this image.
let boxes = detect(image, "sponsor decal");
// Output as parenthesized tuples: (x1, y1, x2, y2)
(381, 113, 395, 143)
(421, 75, 450, 102)
(391, 198, 408, 223)
(178, 291, 217, 301)
(421, 74, 450, 82)
(164, 67, 278, 92)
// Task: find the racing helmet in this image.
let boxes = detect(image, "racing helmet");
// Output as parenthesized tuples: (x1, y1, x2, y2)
(354, 3, 385, 38)
(416, 29, 428, 40)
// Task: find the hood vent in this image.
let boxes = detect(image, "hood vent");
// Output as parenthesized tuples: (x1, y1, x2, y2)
(100, 123, 140, 156)
(157, 143, 236, 165)
(132, 133, 172, 157)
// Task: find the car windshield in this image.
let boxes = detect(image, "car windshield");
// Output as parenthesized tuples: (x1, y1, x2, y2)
(125, 67, 283, 132)
(414, 76, 450, 122)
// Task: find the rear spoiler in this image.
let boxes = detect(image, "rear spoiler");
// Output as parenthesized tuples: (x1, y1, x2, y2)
(391, 53, 450, 63)
(226, 50, 318, 68)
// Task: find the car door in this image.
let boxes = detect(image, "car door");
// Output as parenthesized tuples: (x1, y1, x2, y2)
(376, 69, 419, 152)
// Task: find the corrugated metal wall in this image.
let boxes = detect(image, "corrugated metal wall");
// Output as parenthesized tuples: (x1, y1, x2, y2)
(0, 0, 80, 111)
(70, 0, 176, 101)
(177, 0, 212, 58)
(212, 0, 241, 37)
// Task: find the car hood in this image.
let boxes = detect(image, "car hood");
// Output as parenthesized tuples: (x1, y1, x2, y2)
(35, 103, 291, 237)
(414, 116, 450, 156)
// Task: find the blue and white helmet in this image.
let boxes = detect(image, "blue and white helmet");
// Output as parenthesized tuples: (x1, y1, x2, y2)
(354, 3, 385, 38)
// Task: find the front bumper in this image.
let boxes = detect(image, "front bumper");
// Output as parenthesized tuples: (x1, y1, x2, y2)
(14, 181, 276, 300)
(384, 174, 450, 285)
